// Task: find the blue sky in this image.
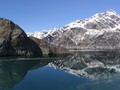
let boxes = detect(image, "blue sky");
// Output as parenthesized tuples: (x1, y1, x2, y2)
(0, 0, 120, 33)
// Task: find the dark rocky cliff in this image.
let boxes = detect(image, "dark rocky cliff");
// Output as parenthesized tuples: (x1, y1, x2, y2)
(0, 18, 42, 56)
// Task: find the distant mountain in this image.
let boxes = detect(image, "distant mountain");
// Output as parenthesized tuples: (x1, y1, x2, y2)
(27, 10, 120, 50)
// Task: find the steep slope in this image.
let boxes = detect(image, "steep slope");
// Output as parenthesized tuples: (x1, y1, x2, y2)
(27, 10, 120, 50)
(30, 37, 69, 55)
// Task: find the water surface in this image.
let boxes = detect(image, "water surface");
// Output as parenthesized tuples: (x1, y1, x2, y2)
(0, 51, 120, 90)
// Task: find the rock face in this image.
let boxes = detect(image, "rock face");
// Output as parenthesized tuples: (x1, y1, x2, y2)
(0, 18, 42, 56)
(89, 31, 120, 49)
(30, 37, 69, 55)
(27, 10, 120, 50)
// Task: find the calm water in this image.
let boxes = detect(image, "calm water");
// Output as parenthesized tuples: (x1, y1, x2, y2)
(0, 51, 120, 90)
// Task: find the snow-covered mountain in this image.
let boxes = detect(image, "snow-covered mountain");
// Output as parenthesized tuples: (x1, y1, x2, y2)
(27, 10, 120, 49)
(27, 28, 58, 39)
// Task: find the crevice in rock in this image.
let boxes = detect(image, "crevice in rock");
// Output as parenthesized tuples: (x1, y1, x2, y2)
(6, 21, 16, 55)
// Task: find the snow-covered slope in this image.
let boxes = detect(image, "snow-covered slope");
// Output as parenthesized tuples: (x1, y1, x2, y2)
(27, 10, 120, 49)
(27, 30, 52, 39)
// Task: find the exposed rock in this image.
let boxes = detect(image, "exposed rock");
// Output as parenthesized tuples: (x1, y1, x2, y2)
(89, 31, 120, 49)
(0, 18, 42, 56)
(30, 37, 69, 55)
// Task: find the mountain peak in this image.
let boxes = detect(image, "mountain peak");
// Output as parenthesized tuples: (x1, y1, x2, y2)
(105, 9, 118, 15)
(92, 9, 118, 18)
(107, 9, 116, 13)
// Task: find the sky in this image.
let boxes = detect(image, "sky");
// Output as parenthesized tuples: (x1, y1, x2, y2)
(0, 0, 120, 33)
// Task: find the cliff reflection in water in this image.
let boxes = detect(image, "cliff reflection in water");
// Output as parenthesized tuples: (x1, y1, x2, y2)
(49, 51, 120, 80)
(0, 57, 58, 90)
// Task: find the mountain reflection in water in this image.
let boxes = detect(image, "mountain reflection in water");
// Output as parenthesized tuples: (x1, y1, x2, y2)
(0, 51, 120, 90)
(49, 51, 120, 80)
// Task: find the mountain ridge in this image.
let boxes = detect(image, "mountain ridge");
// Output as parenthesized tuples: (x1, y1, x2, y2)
(27, 10, 120, 50)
